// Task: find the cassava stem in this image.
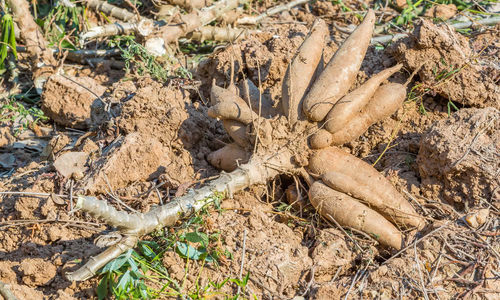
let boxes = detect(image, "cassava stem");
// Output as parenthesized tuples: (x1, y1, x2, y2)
(65, 151, 294, 281)
(86, 0, 138, 21)
(155, 0, 241, 44)
(79, 19, 154, 43)
(7, 0, 57, 88)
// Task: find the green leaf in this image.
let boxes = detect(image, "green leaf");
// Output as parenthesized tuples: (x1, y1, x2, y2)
(185, 231, 209, 245)
(176, 242, 206, 260)
(116, 270, 132, 291)
(102, 255, 128, 273)
(96, 275, 110, 300)
(138, 282, 150, 298)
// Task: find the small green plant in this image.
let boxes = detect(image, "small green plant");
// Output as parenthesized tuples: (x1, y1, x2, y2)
(0, 100, 48, 135)
(406, 83, 429, 115)
(447, 99, 459, 116)
(109, 36, 192, 81)
(394, 0, 425, 26)
(432, 59, 463, 82)
(96, 241, 179, 299)
(96, 196, 254, 299)
(0, 13, 17, 73)
(35, 0, 83, 49)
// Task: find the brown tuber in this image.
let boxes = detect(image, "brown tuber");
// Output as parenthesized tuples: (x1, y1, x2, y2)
(309, 180, 403, 249)
(329, 82, 406, 145)
(239, 79, 278, 118)
(282, 19, 328, 124)
(207, 93, 260, 124)
(303, 10, 375, 122)
(206, 143, 249, 172)
(308, 146, 424, 228)
(309, 129, 333, 149)
(324, 64, 403, 133)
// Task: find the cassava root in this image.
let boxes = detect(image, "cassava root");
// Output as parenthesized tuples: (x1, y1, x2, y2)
(205, 9, 422, 249)
(68, 9, 424, 282)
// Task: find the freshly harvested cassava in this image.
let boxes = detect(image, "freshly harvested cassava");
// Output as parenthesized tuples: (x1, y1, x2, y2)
(67, 10, 425, 282)
(303, 10, 376, 122)
(308, 146, 423, 228)
(329, 82, 406, 145)
(309, 180, 403, 249)
(282, 18, 328, 124)
(324, 64, 403, 133)
(206, 143, 249, 172)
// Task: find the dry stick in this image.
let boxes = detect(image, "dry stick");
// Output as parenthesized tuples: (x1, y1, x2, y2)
(7, 0, 57, 89)
(103, 173, 139, 213)
(65, 151, 295, 281)
(300, 267, 315, 297)
(371, 16, 500, 44)
(414, 242, 430, 300)
(69, 179, 74, 215)
(382, 222, 450, 266)
(237, 228, 247, 296)
(13, 47, 121, 65)
(236, 0, 310, 25)
(0, 281, 18, 300)
(0, 219, 103, 230)
(343, 264, 365, 300)
(0, 191, 68, 198)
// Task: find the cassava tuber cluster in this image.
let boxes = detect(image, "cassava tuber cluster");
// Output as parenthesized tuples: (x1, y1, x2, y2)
(206, 10, 424, 249)
(64, 9, 427, 282)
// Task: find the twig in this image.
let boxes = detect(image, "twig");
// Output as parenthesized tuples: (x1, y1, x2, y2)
(237, 0, 310, 25)
(103, 173, 139, 214)
(414, 242, 430, 300)
(300, 267, 315, 297)
(382, 222, 450, 266)
(237, 229, 247, 296)
(0, 218, 103, 229)
(0, 281, 18, 300)
(7, 0, 57, 86)
(69, 179, 74, 215)
(344, 262, 370, 300)
(431, 242, 445, 282)
(344, 268, 361, 300)
(371, 16, 500, 45)
(0, 191, 67, 198)
(14, 47, 122, 60)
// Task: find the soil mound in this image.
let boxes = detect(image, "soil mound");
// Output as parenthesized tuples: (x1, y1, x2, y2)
(418, 107, 499, 208)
